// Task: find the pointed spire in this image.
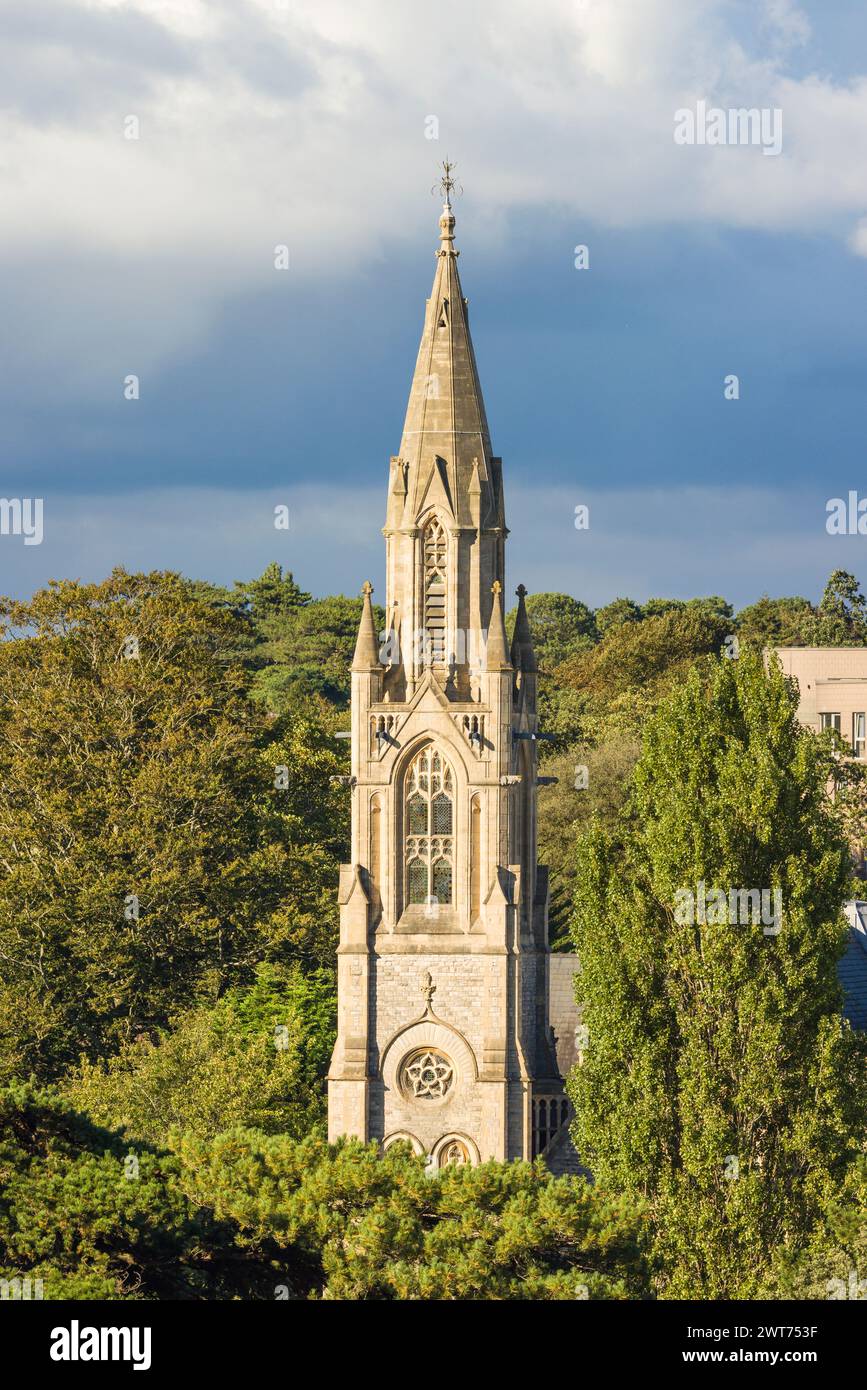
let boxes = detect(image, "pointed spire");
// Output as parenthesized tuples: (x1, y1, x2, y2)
(388, 161, 496, 534)
(510, 583, 537, 673)
(352, 581, 380, 671)
(486, 580, 512, 671)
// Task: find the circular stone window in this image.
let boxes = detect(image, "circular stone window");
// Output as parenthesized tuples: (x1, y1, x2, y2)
(399, 1048, 455, 1102)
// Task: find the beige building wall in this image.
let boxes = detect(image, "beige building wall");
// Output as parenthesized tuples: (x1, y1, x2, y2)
(773, 647, 867, 757)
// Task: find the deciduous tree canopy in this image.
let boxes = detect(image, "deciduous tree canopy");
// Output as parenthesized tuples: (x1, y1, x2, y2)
(0, 570, 345, 1083)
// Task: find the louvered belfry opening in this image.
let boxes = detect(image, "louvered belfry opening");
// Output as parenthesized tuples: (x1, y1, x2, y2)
(405, 746, 454, 907)
(423, 518, 447, 665)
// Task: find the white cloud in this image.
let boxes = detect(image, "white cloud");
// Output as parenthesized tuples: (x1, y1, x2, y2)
(762, 0, 812, 51)
(848, 216, 867, 258)
(2, 0, 864, 271)
(2, 0, 865, 415)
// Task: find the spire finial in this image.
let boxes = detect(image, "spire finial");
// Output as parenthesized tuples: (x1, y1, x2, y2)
(516, 583, 527, 600)
(438, 158, 461, 208)
(361, 580, 373, 597)
(492, 579, 502, 595)
(433, 159, 461, 251)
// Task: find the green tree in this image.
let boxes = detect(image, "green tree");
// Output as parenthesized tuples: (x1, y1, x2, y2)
(568, 650, 867, 1298)
(175, 1131, 650, 1300)
(0, 1083, 287, 1300)
(682, 594, 734, 623)
(505, 592, 597, 667)
(255, 709, 347, 961)
(810, 570, 867, 645)
(827, 748, 867, 875)
(0, 1086, 650, 1302)
(251, 593, 386, 711)
(235, 563, 311, 634)
(186, 565, 312, 672)
(771, 1155, 867, 1299)
(538, 736, 641, 946)
(640, 598, 684, 619)
(737, 594, 816, 650)
(0, 570, 344, 1083)
(594, 596, 642, 636)
(553, 603, 732, 745)
(66, 964, 336, 1146)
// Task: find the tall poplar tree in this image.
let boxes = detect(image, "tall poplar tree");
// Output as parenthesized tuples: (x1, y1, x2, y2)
(568, 650, 867, 1297)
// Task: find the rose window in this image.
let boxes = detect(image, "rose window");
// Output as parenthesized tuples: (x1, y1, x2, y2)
(401, 1048, 454, 1100)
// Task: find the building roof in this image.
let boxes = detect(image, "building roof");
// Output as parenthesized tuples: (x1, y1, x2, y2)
(548, 953, 583, 1078)
(540, 956, 584, 1177)
(842, 902, 867, 1030)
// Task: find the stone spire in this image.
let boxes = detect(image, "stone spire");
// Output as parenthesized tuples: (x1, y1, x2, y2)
(386, 164, 504, 536)
(486, 580, 512, 671)
(351, 581, 380, 671)
(510, 584, 538, 673)
(329, 176, 560, 1172)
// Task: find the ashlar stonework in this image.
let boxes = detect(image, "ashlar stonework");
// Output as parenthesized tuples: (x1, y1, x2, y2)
(327, 184, 573, 1170)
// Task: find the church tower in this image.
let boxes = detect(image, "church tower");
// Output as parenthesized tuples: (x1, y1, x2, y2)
(327, 168, 566, 1167)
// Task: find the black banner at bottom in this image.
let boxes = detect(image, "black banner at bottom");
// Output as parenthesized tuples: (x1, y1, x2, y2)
(3, 1297, 863, 1377)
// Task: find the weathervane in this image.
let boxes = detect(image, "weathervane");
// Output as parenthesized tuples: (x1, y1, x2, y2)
(433, 158, 462, 206)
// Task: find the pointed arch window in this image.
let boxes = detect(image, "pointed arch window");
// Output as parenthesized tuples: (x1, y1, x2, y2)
(422, 518, 447, 665)
(405, 746, 453, 907)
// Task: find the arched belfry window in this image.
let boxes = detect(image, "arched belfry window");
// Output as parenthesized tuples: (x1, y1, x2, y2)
(422, 518, 447, 665)
(405, 746, 454, 907)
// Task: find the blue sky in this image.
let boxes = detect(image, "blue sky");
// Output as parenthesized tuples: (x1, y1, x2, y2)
(3, 0, 867, 609)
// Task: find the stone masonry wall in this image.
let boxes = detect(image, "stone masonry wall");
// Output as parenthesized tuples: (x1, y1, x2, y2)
(370, 952, 488, 1158)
